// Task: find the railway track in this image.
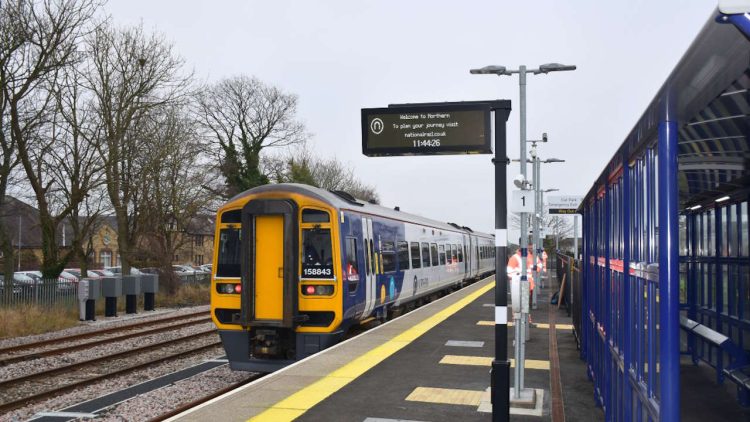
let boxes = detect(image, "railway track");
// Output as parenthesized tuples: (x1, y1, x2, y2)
(147, 375, 260, 422)
(0, 330, 222, 414)
(0, 309, 209, 358)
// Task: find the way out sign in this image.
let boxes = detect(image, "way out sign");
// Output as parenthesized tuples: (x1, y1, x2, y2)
(361, 103, 491, 156)
(511, 190, 533, 213)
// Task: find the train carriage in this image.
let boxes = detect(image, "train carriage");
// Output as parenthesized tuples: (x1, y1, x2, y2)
(211, 183, 494, 372)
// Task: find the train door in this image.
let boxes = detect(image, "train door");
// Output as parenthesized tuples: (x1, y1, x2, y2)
(362, 217, 376, 317)
(255, 215, 284, 320)
(462, 234, 469, 276)
(240, 199, 297, 327)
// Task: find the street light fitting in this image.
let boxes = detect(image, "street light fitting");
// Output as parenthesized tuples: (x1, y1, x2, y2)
(537, 62, 577, 74)
(543, 158, 565, 163)
(469, 65, 508, 75)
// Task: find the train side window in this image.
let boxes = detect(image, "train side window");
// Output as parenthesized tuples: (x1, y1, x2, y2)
(458, 245, 463, 262)
(477, 246, 480, 260)
(446, 244, 452, 264)
(421, 242, 431, 267)
(451, 245, 458, 263)
(480, 246, 484, 259)
(410, 242, 421, 269)
(397, 241, 410, 270)
(345, 237, 359, 293)
(302, 209, 330, 223)
(370, 239, 376, 274)
(430, 243, 438, 266)
(382, 241, 396, 273)
(439, 245, 446, 265)
(364, 239, 371, 275)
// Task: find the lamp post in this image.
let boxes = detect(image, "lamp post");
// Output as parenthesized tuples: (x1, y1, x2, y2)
(470, 63, 576, 410)
(529, 147, 564, 308)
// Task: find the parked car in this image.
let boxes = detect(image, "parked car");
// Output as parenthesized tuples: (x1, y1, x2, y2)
(104, 266, 143, 275)
(199, 264, 212, 273)
(0, 274, 22, 295)
(64, 268, 104, 279)
(90, 269, 116, 277)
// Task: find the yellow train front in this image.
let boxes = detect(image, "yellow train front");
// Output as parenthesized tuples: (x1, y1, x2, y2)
(211, 183, 495, 372)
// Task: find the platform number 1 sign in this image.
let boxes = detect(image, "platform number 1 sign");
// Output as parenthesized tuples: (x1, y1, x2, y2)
(511, 190, 534, 213)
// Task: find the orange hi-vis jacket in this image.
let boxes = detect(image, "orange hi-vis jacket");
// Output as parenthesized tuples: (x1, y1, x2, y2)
(507, 251, 538, 290)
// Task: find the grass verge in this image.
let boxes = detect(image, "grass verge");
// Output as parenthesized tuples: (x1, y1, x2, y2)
(0, 283, 211, 340)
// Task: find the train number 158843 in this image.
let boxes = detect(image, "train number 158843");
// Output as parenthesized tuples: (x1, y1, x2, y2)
(302, 267, 332, 278)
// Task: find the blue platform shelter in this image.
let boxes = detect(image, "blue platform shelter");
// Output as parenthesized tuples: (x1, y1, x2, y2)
(578, 7, 750, 422)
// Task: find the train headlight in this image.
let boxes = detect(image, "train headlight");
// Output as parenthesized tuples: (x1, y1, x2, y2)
(216, 283, 241, 294)
(301, 284, 334, 296)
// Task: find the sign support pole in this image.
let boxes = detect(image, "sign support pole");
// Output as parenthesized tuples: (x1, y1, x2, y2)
(491, 104, 511, 422)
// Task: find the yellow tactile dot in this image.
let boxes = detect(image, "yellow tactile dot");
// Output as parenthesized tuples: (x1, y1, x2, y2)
(405, 386, 484, 406)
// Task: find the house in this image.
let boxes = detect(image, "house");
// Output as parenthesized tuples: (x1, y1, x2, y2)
(0, 196, 216, 270)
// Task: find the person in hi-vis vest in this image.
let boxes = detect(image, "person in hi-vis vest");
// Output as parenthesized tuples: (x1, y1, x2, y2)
(507, 243, 541, 318)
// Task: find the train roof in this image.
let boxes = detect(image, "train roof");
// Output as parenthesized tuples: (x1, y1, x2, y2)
(229, 183, 494, 239)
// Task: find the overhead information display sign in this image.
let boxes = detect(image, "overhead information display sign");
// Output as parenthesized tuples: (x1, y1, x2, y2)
(361, 104, 491, 156)
(547, 195, 583, 214)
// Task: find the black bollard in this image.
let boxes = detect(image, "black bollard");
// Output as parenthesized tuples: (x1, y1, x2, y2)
(105, 297, 118, 317)
(126, 294, 137, 314)
(85, 299, 96, 321)
(144, 292, 155, 311)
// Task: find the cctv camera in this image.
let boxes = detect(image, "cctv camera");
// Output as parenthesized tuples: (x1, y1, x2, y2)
(513, 174, 526, 189)
(542, 133, 548, 142)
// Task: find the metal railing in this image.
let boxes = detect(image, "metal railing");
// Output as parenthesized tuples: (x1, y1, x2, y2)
(556, 252, 582, 350)
(0, 279, 79, 308)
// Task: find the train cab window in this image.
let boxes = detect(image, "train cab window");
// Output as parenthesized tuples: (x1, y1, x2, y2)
(220, 209, 242, 223)
(430, 243, 438, 266)
(410, 242, 421, 269)
(302, 209, 330, 223)
(216, 227, 241, 277)
(458, 245, 464, 262)
(421, 243, 431, 267)
(302, 228, 334, 279)
(397, 241, 409, 270)
(345, 237, 359, 293)
(382, 241, 396, 273)
(439, 245, 446, 265)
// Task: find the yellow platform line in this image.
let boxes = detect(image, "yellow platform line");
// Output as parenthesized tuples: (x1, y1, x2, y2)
(405, 386, 484, 406)
(477, 321, 573, 330)
(440, 355, 550, 370)
(249, 279, 495, 421)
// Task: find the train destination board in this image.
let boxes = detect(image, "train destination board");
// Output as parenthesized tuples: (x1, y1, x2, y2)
(361, 104, 491, 156)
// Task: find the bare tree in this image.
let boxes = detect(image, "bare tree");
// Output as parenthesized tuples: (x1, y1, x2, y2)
(136, 104, 214, 293)
(48, 64, 106, 274)
(85, 22, 190, 275)
(1, 0, 99, 278)
(196, 75, 306, 197)
(266, 146, 380, 203)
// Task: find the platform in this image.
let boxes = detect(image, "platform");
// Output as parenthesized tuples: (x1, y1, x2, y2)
(171, 273, 750, 422)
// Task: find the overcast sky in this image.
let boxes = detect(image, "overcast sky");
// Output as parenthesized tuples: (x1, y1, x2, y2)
(105, 0, 717, 237)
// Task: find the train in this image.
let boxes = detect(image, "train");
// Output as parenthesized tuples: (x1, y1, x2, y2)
(210, 183, 495, 372)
